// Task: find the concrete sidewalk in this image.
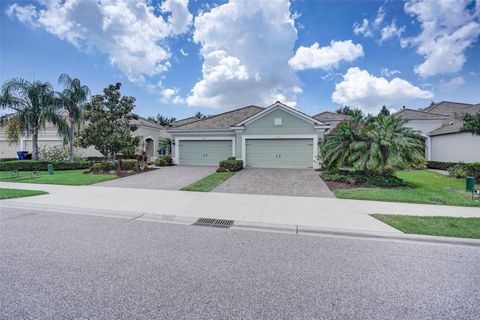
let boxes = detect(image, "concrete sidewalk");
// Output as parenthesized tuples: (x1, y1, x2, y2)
(1, 182, 480, 234)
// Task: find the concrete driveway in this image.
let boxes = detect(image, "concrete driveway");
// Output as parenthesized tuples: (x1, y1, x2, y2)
(213, 168, 335, 198)
(95, 165, 216, 190)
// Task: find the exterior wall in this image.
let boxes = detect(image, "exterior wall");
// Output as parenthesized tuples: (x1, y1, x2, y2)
(430, 133, 480, 163)
(238, 108, 320, 160)
(403, 119, 443, 135)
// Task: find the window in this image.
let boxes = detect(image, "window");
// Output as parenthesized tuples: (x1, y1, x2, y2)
(274, 117, 282, 126)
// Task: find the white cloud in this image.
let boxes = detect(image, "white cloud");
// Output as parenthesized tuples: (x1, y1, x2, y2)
(374, 6, 385, 27)
(160, 87, 184, 104)
(380, 68, 401, 77)
(403, 0, 480, 77)
(186, 0, 300, 108)
(6, 0, 193, 85)
(179, 48, 189, 56)
(353, 19, 372, 37)
(439, 76, 465, 91)
(331, 67, 433, 113)
(380, 20, 405, 42)
(288, 40, 364, 71)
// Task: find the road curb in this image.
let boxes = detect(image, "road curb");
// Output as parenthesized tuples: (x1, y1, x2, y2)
(2, 202, 479, 247)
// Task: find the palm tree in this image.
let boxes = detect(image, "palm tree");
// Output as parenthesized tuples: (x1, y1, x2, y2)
(58, 73, 90, 161)
(0, 78, 66, 160)
(194, 111, 207, 119)
(321, 115, 424, 174)
(348, 116, 424, 174)
(148, 114, 176, 127)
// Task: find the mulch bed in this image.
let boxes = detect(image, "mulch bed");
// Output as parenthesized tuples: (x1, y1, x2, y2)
(324, 180, 363, 190)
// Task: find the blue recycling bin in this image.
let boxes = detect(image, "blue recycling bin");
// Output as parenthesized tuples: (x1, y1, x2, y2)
(17, 151, 28, 160)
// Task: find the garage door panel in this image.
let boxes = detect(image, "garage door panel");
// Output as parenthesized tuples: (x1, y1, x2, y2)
(179, 140, 232, 166)
(246, 139, 312, 169)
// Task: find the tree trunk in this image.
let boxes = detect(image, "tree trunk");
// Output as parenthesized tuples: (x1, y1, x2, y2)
(32, 132, 39, 160)
(69, 119, 75, 162)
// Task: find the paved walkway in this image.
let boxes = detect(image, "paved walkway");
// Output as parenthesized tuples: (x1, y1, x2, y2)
(2, 182, 480, 234)
(95, 165, 216, 190)
(213, 168, 335, 197)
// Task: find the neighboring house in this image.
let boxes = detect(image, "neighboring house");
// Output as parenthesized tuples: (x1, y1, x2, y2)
(167, 101, 329, 169)
(0, 115, 167, 161)
(170, 117, 200, 127)
(395, 101, 480, 163)
(312, 111, 351, 131)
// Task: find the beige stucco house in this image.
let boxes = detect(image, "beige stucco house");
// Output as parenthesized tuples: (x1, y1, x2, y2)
(0, 115, 168, 161)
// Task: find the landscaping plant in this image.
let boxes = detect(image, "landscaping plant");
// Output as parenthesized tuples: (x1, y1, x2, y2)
(38, 145, 69, 161)
(0, 78, 67, 160)
(77, 83, 141, 163)
(321, 114, 425, 176)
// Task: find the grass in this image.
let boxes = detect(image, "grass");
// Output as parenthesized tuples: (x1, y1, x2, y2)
(333, 170, 479, 207)
(0, 170, 117, 186)
(0, 188, 48, 200)
(181, 171, 236, 192)
(372, 214, 480, 239)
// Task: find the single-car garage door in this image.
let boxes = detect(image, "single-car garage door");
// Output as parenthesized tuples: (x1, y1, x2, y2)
(179, 140, 232, 166)
(246, 139, 313, 169)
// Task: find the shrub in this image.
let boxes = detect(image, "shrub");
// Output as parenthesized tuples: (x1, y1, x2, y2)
(321, 170, 405, 187)
(90, 162, 115, 173)
(365, 175, 405, 188)
(120, 159, 139, 171)
(464, 163, 480, 180)
(0, 160, 93, 171)
(0, 158, 18, 162)
(219, 158, 243, 172)
(216, 166, 227, 172)
(38, 145, 69, 161)
(159, 155, 173, 166)
(84, 156, 108, 163)
(448, 164, 467, 178)
(426, 161, 457, 170)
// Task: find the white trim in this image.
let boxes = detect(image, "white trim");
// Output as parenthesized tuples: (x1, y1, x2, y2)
(241, 134, 319, 169)
(235, 102, 326, 127)
(174, 136, 235, 165)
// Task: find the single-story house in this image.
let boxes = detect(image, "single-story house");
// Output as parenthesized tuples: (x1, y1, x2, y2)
(395, 101, 480, 163)
(167, 101, 329, 169)
(0, 115, 167, 161)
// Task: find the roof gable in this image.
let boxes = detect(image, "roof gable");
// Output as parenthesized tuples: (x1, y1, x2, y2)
(235, 101, 326, 127)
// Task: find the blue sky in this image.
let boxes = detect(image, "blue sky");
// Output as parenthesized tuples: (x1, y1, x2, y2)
(2, 0, 479, 119)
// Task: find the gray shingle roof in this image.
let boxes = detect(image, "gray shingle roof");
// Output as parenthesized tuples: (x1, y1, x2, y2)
(171, 117, 199, 127)
(131, 115, 165, 129)
(168, 105, 263, 130)
(393, 108, 449, 120)
(428, 103, 480, 136)
(312, 111, 351, 122)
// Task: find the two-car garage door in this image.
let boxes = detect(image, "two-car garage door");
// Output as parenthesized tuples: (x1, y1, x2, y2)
(246, 139, 313, 169)
(178, 140, 232, 166)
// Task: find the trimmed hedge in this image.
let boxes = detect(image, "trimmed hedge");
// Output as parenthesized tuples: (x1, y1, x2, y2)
(84, 156, 108, 163)
(219, 158, 243, 172)
(0, 158, 18, 162)
(426, 161, 457, 170)
(0, 160, 93, 171)
(90, 162, 115, 173)
(427, 161, 480, 180)
(120, 159, 139, 171)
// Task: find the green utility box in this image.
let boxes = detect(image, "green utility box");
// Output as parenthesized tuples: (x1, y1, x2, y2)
(466, 176, 474, 192)
(47, 164, 54, 175)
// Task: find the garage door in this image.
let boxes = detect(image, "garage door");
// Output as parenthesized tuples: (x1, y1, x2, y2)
(178, 140, 232, 166)
(246, 139, 313, 169)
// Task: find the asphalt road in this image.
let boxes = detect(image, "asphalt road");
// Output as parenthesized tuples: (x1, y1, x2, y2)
(1, 207, 479, 320)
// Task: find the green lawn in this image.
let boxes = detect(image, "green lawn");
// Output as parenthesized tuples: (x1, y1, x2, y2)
(333, 170, 479, 207)
(0, 170, 117, 186)
(372, 214, 480, 239)
(181, 172, 236, 192)
(0, 188, 48, 200)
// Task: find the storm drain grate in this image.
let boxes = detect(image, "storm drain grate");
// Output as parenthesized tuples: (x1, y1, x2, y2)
(193, 218, 234, 229)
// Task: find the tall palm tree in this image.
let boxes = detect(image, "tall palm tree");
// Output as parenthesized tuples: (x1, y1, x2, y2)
(58, 73, 90, 161)
(0, 78, 66, 160)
